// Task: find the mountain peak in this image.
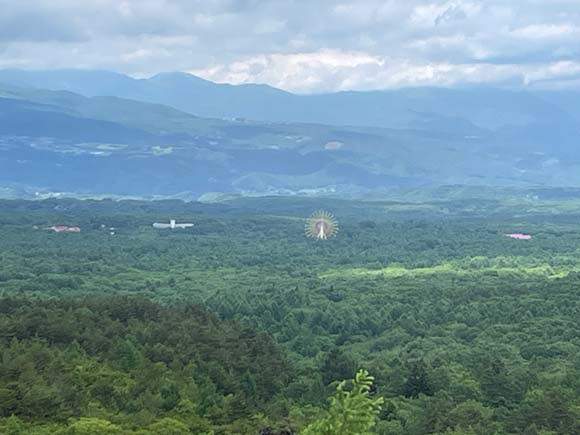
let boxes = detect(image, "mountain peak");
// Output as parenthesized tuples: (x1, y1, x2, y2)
(147, 71, 215, 86)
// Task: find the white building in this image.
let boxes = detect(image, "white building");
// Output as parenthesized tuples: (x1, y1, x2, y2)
(153, 219, 194, 229)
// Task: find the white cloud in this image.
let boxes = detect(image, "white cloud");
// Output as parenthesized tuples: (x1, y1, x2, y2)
(1, 0, 580, 92)
(510, 24, 580, 40)
(523, 60, 580, 84)
(191, 50, 580, 93)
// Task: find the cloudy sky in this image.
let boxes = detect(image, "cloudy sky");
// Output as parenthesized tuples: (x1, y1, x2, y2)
(1, 0, 580, 92)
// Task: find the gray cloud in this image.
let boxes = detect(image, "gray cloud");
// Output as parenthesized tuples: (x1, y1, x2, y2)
(1, 0, 580, 91)
(0, 1, 89, 42)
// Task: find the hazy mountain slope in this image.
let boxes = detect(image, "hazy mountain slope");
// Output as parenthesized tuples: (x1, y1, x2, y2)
(0, 98, 163, 143)
(2, 82, 580, 198)
(0, 69, 139, 97)
(0, 92, 426, 196)
(0, 82, 227, 136)
(0, 69, 574, 135)
(533, 90, 580, 123)
(0, 97, 228, 195)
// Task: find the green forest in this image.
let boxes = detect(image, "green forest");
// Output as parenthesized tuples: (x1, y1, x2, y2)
(1, 195, 579, 434)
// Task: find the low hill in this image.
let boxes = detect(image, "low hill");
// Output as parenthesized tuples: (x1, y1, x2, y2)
(2, 80, 580, 198)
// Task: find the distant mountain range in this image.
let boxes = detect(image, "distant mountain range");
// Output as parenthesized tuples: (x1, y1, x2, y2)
(3, 68, 580, 132)
(1, 69, 580, 199)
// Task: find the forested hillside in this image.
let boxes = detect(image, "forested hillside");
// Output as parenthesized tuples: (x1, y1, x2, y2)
(4, 76, 580, 197)
(1, 196, 579, 434)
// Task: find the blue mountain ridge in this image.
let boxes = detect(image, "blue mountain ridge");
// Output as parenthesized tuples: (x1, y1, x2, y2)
(1, 71, 580, 198)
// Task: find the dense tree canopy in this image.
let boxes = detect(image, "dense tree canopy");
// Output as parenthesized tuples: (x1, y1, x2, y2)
(1, 196, 580, 433)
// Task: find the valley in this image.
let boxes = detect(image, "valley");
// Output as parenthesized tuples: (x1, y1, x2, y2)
(2, 72, 580, 199)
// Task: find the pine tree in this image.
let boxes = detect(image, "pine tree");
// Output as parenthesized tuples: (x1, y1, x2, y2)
(403, 361, 432, 398)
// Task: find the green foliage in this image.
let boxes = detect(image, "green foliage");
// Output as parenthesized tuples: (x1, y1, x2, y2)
(302, 370, 383, 435)
(2, 197, 580, 434)
(67, 418, 120, 435)
(147, 417, 190, 434)
(0, 297, 291, 433)
(403, 361, 432, 398)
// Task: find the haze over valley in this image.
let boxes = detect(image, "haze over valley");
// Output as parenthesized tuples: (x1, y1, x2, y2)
(2, 69, 580, 199)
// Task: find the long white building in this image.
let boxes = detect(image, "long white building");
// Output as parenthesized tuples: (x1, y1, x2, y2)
(153, 219, 194, 229)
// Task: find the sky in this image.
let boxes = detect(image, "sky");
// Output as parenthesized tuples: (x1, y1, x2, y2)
(1, 0, 580, 93)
